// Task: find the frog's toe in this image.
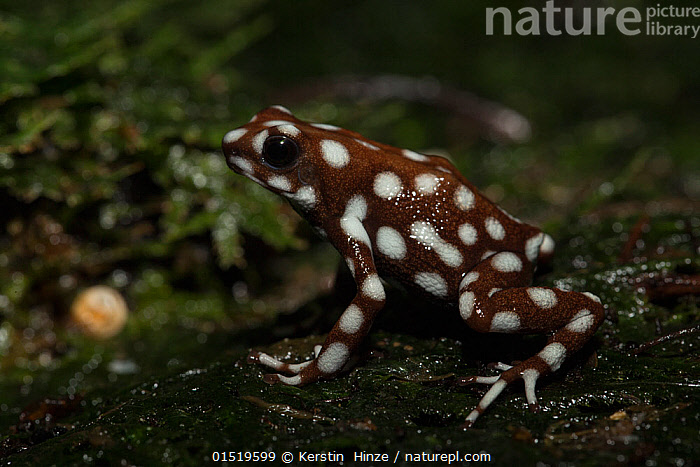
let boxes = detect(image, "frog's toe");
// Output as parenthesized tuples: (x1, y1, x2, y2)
(262, 373, 302, 385)
(262, 373, 281, 384)
(522, 368, 540, 408)
(248, 350, 288, 371)
(247, 350, 262, 364)
(463, 379, 509, 427)
(459, 364, 543, 427)
(457, 375, 500, 385)
(487, 361, 514, 371)
(248, 346, 322, 375)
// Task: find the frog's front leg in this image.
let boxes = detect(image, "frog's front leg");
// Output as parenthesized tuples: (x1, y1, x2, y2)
(457, 251, 604, 428)
(249, 195, 385, 386)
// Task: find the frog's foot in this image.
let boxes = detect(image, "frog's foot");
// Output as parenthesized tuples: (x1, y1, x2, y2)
(247, 345, 322, 384)
(458, 363, 542, 429)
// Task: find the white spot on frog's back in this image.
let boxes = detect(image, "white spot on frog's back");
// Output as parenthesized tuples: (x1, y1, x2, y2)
(317, 342, 349, 374)
(338, 304, 364, 334)
(455, 185, 475, 211)
(373, 172, 403, 199)
(223, 128, 247, 144)
(458, 222, 477, 246)
(321, 139, 350, 168)
(414, 173, 440, 195)
(403, 149, 429, 162)
(485, 217, 505, 241)
(414, 272, 448, 298)
(410, 221, 463, 268)
(491, 252, 522, 273)
(527, 288, 557, 309)
(376, 226, 406, 260)
(252, 129, 269, 154)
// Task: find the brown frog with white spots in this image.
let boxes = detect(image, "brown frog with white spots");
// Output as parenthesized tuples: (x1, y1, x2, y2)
(221, 105, 604, 428)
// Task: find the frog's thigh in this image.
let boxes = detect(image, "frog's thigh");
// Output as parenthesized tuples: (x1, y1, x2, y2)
(458, 251, 602, 338)
(458, 251, 534, 333)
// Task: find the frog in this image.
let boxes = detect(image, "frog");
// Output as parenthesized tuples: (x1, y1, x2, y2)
(221, 105, 604, 427)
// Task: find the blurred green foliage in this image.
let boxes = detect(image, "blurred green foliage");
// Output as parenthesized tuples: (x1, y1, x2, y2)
(0, 0, 698, 464)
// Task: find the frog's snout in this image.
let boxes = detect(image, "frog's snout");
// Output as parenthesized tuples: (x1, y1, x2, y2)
(223, 148, 239, 172)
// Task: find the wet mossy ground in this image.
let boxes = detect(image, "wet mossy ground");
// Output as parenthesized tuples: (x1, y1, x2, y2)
(2, 211, 699, 465)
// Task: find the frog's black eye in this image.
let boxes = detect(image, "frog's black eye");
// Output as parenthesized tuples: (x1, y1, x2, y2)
(262, 135, 299, 169)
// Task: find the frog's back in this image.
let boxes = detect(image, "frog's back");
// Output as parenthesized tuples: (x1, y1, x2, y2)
(344, 155, 543, 301)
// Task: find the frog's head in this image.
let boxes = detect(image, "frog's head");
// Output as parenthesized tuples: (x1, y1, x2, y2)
(221, 105, 323, 212)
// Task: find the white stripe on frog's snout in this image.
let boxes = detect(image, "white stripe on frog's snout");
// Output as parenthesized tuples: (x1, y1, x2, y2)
(262, 120, 294, 127)
(267, 175, 292, 192)
(223, 128, 247, 144)
(252, 130, 269, 154)
(228, 156, 254, 175)
(311, 123, 341, 131)
(276, 124, 300, 137)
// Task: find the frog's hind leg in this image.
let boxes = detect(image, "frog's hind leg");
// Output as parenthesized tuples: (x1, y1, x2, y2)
(457, 251, 604, 428)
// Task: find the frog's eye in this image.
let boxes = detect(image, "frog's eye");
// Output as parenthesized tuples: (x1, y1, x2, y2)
(262, 135, 299, 169)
